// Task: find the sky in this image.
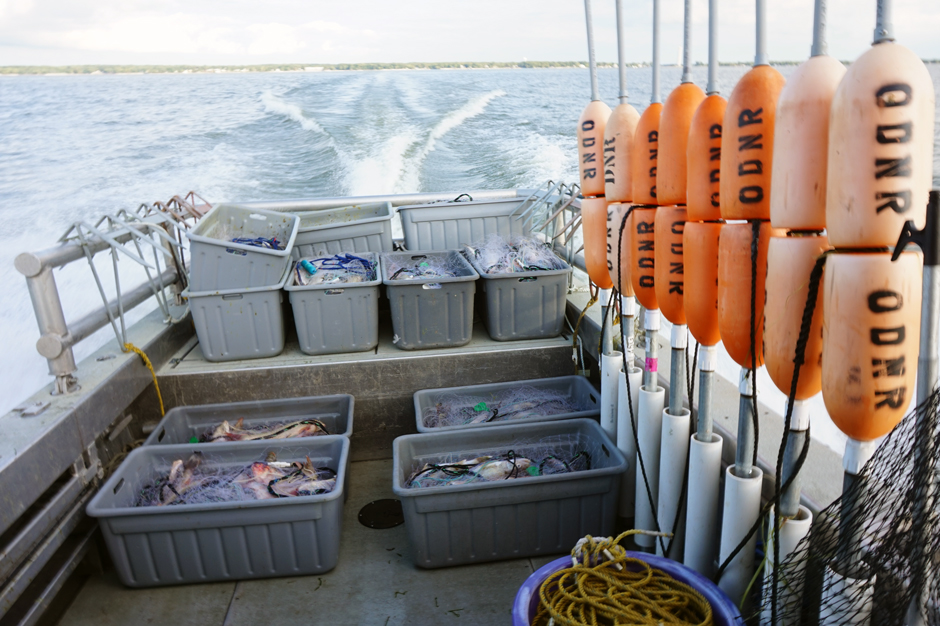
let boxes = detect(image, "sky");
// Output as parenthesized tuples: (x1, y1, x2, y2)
(0, 0, 938, 67)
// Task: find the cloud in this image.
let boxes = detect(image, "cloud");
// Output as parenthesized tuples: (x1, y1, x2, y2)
(0, 0, 937, 65)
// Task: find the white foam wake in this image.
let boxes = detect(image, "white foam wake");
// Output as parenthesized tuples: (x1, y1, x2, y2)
(397, 89, 506, 192)
(260, 91, 330, 137)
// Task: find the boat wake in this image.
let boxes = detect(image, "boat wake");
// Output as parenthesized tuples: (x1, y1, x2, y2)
(260, 91, 333, 140)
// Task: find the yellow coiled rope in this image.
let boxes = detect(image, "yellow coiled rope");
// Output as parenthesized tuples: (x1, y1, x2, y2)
(124, 342, 165, 417)
(533, 531, 714, 626)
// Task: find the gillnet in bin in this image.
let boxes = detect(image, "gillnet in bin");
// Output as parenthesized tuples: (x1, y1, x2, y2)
(135, 452, 337, 507)
(422, 386, 580, 429)
(199, 417, 333, 442)
(465, 234, 566, 275)
(405, 434, 600, 489)
(293, 253, 377, 286)
(382, 254, 465, 281)
(753, 388, 940, 625)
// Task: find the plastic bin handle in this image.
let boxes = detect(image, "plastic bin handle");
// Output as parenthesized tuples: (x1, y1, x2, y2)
(222, 293, 244, 301)
(249, 213, 268, 221)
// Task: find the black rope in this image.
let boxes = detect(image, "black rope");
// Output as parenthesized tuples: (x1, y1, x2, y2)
(769, 250, 828, 623)
(615, 206, 668, 555)
(749, 220, 761, 468)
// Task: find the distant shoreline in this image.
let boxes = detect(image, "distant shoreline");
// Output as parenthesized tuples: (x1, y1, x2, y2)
(6, 59, 935, 76)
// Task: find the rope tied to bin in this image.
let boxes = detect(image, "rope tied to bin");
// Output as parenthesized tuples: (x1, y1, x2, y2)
(533, 529, 713, 626)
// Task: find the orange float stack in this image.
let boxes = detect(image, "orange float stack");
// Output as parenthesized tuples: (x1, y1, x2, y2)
(577, 0, 612, 294)
(759, 2, 845, 611)
(763, 3, 845, 524)
(650, 0, 705, 562)
(714, 0, 785, 603)
(820, 1, 933, 592)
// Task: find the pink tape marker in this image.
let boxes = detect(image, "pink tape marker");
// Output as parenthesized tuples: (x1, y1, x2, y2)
(645, 357, 658, 372)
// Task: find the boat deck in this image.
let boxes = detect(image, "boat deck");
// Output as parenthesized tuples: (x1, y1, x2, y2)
(57, 458, 561, 626)
(150, 300, 579, 462)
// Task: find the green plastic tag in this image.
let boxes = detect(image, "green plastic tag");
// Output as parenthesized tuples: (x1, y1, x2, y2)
(189, 436, 199, 443)
(526, 465, 540, 476)
(419, 262, 429, 268)
(473, 402, 487, 412)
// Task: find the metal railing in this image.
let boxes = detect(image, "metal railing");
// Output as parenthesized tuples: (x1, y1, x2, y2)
(14, 199, 200, 395)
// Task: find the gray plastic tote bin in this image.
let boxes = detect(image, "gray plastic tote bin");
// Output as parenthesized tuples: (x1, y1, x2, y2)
(381, 251, 478, 350)
(392, 418, 625, 568)
(187, 204, 300, 292)
(86, 436, 349, 587)
(467, 252, 572, 341)
(414, 376, 600, 433)
(398, 198, 529, 251)
(285, 253, 381, 356)
(186, 267, 289, 362)
(291, 202, 394, 260)
(143, 394, 354, 446)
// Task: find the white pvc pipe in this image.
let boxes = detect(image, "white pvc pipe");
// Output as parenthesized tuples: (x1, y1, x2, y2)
(820, 563, 876, 625)
(617, 365, 643, 517)
(634, 385, 666, 548)
(718, 465, 763, 605)
(657, 406, 691, 559)
(762, 505, 813, 625)
(684, 433, 723, 576)
(600, 351, 623, 440)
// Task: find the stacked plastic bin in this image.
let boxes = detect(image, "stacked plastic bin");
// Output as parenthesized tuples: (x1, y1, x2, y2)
(86, 395, 355, 586)
(185, 205, 300, 362)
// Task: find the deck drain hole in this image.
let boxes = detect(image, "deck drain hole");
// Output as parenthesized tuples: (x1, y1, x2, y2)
(358, 499, 404, 529)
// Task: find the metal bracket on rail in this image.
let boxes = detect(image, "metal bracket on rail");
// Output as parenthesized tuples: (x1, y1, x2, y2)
(15, 194, 200, 396)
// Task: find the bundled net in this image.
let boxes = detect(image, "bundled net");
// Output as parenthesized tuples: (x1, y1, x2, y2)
(405, 434, 598, 489)
(293, 253, 377, 286)
(199, 417, 333, 442)
(464, 234, 566, 275)
(135, 452, 337, 507)
(383, 253, 467, 281)
(752, 388, 940, 625)
(422, 385, 581, 429)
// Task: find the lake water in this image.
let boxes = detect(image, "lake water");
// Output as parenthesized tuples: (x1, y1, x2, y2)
(1, 64, 938, 452)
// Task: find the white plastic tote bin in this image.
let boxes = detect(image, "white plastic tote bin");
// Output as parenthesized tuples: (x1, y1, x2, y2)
(413, 376, 600, 433)
(467, 253, 572, 341)
(381, 251, 478, 350)
(186, 267, 289, 362)
(86, 436, 349, 587)
(398, 198, 530, 251)
(291, 202, 394, 259)
(143, 394, 354, 446)
(187, 204, 299, 292)
(392, 418, 625, 568)
(285, 253, 381, 356)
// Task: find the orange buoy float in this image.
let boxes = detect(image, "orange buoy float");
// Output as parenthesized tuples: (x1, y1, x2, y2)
(717, 221, 780, 368)
(605, 104, 641, 203)
(631, 207, 658, 310)
(607, 202, 634, 296)
(632, 104, 663, 205)
(821, 251, 922, 440)
(654, 206, 687, 325)
(684, 221, 722, 346)
(582, 196, 613, 289)
(578, 101, 612, 199)
(719, 65, 786, 221)
(826, 43, 935, 248)
(764, 235, 830, 398)
(769, 56, 846, 230)
(658, 85, 706, 205)
(687, 95, 727, 223)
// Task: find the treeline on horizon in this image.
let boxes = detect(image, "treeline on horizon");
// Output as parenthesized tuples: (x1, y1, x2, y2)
(1, 59, 937, 75)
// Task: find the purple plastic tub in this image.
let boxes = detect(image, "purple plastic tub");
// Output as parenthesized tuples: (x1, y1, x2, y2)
(512, 553, 744, 626)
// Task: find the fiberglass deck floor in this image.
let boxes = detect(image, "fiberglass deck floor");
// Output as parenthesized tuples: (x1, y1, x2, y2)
(58, 459, 557, 626)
